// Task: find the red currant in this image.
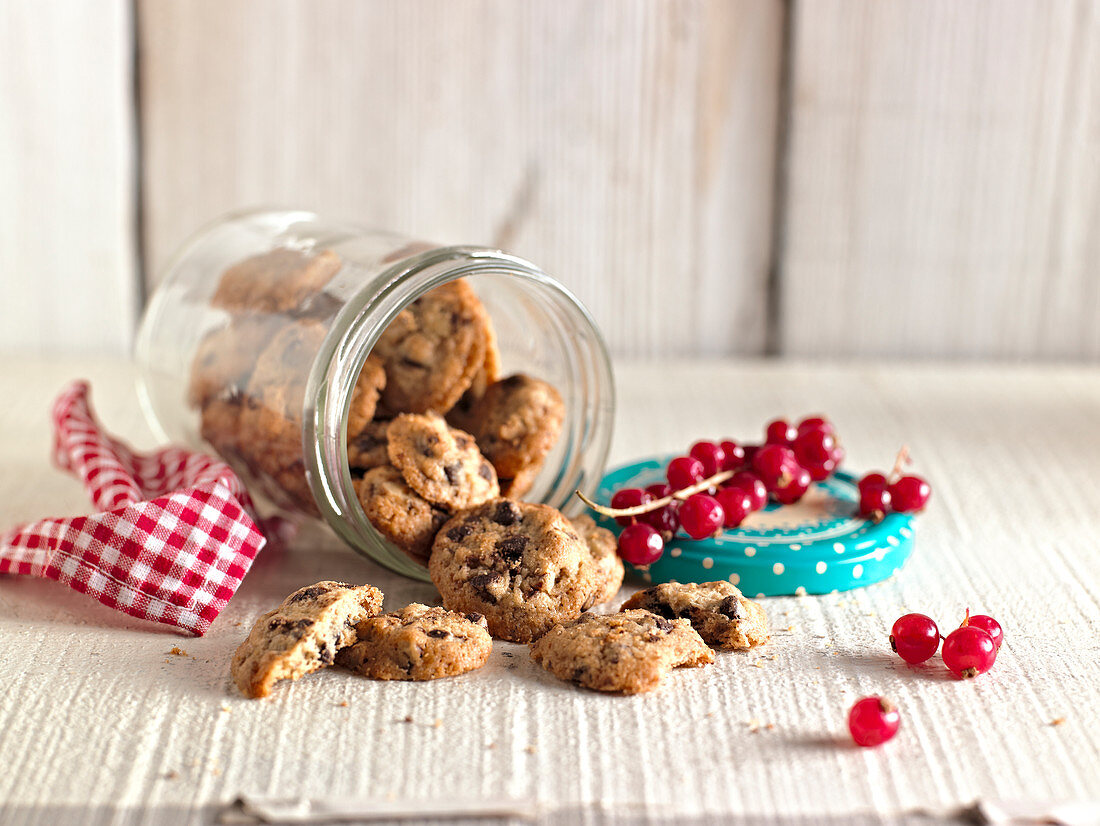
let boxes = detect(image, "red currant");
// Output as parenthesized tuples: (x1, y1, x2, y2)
(689, 441, 725, 477)
(765, 418, 797, 446)
(752, 444, 798, 488)
(640, 484, 679, 539)
(741, 444, 761, 467)
(857, 473, 891, 519)
(772, 464, 812, 504)
(966, 614, 1003, 650)
(719, 439, 746, 471)
(793, 427, 837, 466)
(610, 488, 650, 527)
(678, 493, 724, 540)
(889, 475, 931, 513)
(858, 472, 888, 492)
(804, 458, 838, 482)
(617, 523, 664, 565)
(645, 483, 673, 501)
(797, 415, 834, 437)
(889, 613, 940, 664)
(667, 456, 705, 492)
(941, 626, 997, 679)
(726, 471, 767, 511)
(848, 697, 900, 747)
(715, 488, 752, 528)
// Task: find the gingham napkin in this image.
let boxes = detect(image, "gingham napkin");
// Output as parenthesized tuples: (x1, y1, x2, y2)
(0, 381, 266, 635)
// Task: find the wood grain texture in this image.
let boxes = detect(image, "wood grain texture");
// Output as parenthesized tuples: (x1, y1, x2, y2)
(2, 357, 1099, 823)
(780, 0, 1100, 359)
(0, 0, 137, 355)
(137, 0, 783, 358)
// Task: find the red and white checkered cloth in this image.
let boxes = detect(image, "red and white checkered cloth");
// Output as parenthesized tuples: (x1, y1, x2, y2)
(0, 381, 266, 635)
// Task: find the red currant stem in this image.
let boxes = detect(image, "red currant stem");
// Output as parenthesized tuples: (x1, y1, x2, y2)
(575, 469, 735, 518)
(961, 608, 970, 627)
(888, 445, 912, 484)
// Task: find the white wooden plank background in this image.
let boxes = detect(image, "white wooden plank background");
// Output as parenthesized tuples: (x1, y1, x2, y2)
(0, 0, 137, 355)
(137, 0, 783, 358)
(2, 355, 1099, 824)
(781, 0, 1100, 359)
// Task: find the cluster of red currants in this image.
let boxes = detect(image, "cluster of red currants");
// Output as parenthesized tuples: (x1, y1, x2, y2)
(848, 610, 1004, 747)
(856, 470, 931, 520)
(609, 415, 843, 566)
(890, 610, 1003, 679)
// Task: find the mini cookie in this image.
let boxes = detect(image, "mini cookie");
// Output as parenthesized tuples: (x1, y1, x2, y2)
(620, 582, 770, 650)
(354, 465, 449, 562)
(373, 279, 489, 415)
(571, 514, 624, 607)
(347, 420, 391, 472)
(347, 355, 387, 439)
(429, 499, 607, 643)
(200, 393, 245, 459)
(212, 247, 342, 314)
(336, 603, 492, 681)
(386, 412, 498, 510)
(188, 315, 288, 407)
(529, 609, 714, 694)
(451, 374, 564, 498)
(230, 581, 383, 698)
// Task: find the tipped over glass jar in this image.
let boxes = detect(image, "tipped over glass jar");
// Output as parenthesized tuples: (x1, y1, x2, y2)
(135, 209, 614, 580)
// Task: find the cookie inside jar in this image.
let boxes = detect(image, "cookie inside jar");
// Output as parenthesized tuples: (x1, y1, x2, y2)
(189, 245, 569, 562)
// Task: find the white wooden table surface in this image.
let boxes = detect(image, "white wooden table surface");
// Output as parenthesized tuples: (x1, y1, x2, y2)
(2, 357, 1099, 825)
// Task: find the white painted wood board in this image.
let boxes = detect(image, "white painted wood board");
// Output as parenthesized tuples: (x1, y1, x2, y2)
(137, 0, 783, 358)
(0, 0, 138, 355)
(780, 0, 1100, 359)
(1, 356, 1098, 823)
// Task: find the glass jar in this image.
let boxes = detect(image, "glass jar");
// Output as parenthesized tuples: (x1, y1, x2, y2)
(135, 209, 614, 581)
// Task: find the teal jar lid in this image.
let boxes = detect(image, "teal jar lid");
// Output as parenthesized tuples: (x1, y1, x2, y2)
(591, 456, 916, 597)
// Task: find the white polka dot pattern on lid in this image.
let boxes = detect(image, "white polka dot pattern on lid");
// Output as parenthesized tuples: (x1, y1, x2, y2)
(756, 593, 765, 599)
(816, 560, 827, 574)
(887, 536, 900, 547)
(790, 543, 802, 551)
(728, 573, 740, 585)
(834, 542, 845, 554)
(670, 547, 682, 558)
(772, 562, 784, 575)
(900, 526, 913, 538)
(852, 564, 863, 579)
(744, 547, 756, 558)
(795, 586, 807, 596)
(702, 557, 714, 569)
(642, 571, 653, 582)
(873, 547, 886, 561)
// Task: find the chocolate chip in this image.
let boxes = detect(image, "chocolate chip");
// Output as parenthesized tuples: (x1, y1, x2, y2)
(478, 462, 493, 481)
(496, 535, 527, 562)
(653, 616, 674, 633)
(570, 666, 588, 683)
(447, 524, 473, 542)
(501, 375, 525, 389)
(455, 435, 471, 449)
(493, 501, 521, 526)
(288, 585, 328, 603)
(401, 357, 428, 369)
(426, 629, 450, 639)
(718, 595, 743, 619)
(469, 572, 506, 603)
(318, 643, 335, 665)
(467, 612, 486, 626)
(444, 463, 463, 485)
(268, 617, 315, 633)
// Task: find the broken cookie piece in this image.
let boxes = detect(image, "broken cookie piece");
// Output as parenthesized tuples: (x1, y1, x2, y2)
(620, 581, 769, 650)
(336, 603, 492, 681)
(530, 609, 714, 694)
(230, 581, 384, 698)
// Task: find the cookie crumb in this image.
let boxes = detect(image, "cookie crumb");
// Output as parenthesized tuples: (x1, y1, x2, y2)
(487, 742, 497, 750)
(162, 770, 180, 780)
(433, 718, 443, 728)
(338, 701, 349, 708)
(525, 745, 537, 754)
(219, 705, 231, 713)
(1049, 717, 1067, 727)
(402, 715, 414, 723)
(169, 647, 188, 656)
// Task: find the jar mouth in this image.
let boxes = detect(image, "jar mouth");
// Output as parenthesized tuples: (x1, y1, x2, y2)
(303, 246, 615, 580)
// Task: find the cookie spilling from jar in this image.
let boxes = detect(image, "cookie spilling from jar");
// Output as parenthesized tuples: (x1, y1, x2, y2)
(189, 247, 565, 546)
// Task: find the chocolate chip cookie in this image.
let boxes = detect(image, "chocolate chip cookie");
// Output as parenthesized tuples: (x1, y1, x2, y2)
(347, 420, 391, 472)
(386, 412, 499, 510)
(621, 582, 770, 650)
(347, 354, 386, 439)
(570, 514, 624, 607)
(450, 374, 564, 498)
(354, 465, 449, 562)
(373, 279, 490, 416)
(529, 609, 714, 694)
(211, 247, 342, 314)
(231, 581, 384, 698)
(428, 499, 607, 643)
(188, 315, 289, 407)
(336, 603, 492, 681)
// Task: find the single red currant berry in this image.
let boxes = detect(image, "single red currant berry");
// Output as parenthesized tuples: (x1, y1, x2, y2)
(640, 484, 680, 541)
(610, 487, 651, 527)
(616, 523, 665, 565)
(765, 418, 797, 446)
(889, 613, 941, 664)
(752, 444, 798, 487)
(645, 483, 673, 501)
(689, 441, 726, 477)
(889, 475, 931, 513)
(793, 428, 837, 466)
(804, 458, 838, 482)
(719, 439, 746, 471)
(726, 471, 767, 511)
(741, 444, 760, 467)
(966, 615, 1003, 650)
(941, 626, 997, 679)
(715, 488, 752, 528)
(797, 415, 834, 437)
(858, 472, 888, 492)
(848, 696, 901, 747)
(858, 486, 892, 520)
(667, 456, 705, 492)
(773, 464, 812, 504)
(678, 493, 725, 540)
